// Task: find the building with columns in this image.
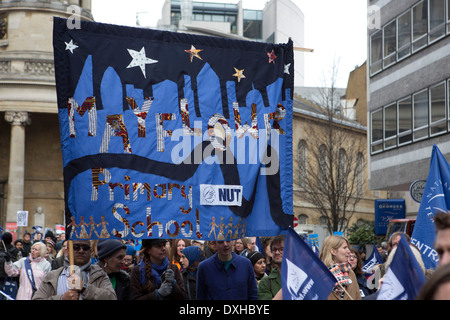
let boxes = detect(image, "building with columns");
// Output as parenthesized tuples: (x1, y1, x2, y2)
(0, 1, 93, 236)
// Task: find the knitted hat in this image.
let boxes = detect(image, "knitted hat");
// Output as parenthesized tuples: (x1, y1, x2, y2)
(247, 251, 264, 266)
(97, 239, 126, 260)
(45, 239, 56, 249)
(126, 244, 136, 256)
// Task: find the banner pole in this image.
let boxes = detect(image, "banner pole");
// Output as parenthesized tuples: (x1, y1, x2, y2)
(68, 240, 75, 275)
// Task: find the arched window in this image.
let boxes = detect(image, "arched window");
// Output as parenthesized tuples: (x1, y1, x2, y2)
(297, 140, 307, 188)
(338, 148, 347, 191)
(318, 144, 327, 188)
(356, 152, 364, 195)
(319, 216, 328, 225)
(298, 214, 308, 224)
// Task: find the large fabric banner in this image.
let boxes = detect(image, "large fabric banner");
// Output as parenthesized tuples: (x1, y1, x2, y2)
(53, 18, 294, 241)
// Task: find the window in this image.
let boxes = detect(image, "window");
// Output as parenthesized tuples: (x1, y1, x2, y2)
(429, 0, 446, 42)
(370, 1, 450, 76)
(398, 97, 413, 145)
(397, 10, 411, 60)
(384, 103, 397, 149)
(413, 89, 429, 141)
(371, 78, 450, 155)
(319, 216, 328, 225)
(430, 81, 446, 135)
(338, 149, 347, 192)
(319, 144, 327, 188)
(412, 0, 428, 52)
(383, 20, 397, 67)
(297, 140, 307, 188)
(448, 79, 450, 131)
(370, 30, 382, 75)
(298, 214, 308, 224)
(447, 0, 450, 33)
(371, 109, 383, 153)
(356, 153, 364, 195)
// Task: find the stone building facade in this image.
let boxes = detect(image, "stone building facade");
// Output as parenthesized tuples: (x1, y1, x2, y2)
(0, 1, 93, 236)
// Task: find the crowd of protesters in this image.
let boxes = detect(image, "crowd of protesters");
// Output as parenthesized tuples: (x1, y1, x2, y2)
(0, 211, 450, 300)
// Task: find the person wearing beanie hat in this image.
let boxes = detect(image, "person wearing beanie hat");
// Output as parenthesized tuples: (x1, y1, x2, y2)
(45, 239, 57, 262)
(96, 240, 132, 300)
(122, 244, 137, 274)
(180, 245, 205, 299)
(97, 240, 126, 261)
(130, 238, 186, 300)
(247, 251, 266, 284)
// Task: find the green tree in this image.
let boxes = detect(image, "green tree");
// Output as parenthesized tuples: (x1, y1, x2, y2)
(348, 221, 384, 246)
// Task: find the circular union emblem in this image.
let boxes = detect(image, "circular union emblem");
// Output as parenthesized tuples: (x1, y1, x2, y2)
(410, 179, 426, 203)
(202, 186, 216, 204)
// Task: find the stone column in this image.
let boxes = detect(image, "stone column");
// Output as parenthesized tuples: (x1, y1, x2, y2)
(4, 111, 31, 224)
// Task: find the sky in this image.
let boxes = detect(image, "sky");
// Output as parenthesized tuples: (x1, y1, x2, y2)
(91, 0, 367, 88)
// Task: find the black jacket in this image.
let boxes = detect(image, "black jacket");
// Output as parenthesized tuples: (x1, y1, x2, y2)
(109, 270, 133, 300)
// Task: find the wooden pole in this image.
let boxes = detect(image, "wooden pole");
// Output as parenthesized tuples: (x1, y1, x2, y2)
(294, 46, 314, 52)
(68, 240, 75, 275)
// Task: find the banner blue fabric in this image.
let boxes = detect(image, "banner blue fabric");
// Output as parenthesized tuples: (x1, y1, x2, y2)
(52, 18, 293, 241)
(281, 228, 336, 300)
(377, 235, 426, 300)
(362, 243, 384, 274)
(411, 145, 450, 270)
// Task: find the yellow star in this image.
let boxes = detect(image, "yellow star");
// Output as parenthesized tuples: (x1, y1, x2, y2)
(233, 67, 246, 83)
(185, 45, 203, 62)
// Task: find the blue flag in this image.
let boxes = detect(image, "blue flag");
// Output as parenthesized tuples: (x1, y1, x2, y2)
(377, 235, 426, 300)
(411, 145, 450, 270)
(52, 18, 293, 241)
(281, 228, 336, 300)
(362, 243, 384, 274)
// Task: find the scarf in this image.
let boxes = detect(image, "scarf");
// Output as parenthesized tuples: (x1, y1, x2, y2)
(328, 262, 352, 299)
(139, 257, 169, 288)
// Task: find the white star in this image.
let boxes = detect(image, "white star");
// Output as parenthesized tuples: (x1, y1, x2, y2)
(284, 63, 291, 74)
(65, 39, 78, 54)
(126, 47, 158, 78)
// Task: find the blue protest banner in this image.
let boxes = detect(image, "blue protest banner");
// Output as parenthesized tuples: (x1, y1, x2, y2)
(377, 235, 426, 300)
(411, 145, 450, 269)
(53, 18, 294, 241)
(362, 243, 384, 274)
(281, 228, 336, 300)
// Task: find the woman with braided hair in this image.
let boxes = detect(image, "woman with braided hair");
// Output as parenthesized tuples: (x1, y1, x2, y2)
(130, 239, 186, 300)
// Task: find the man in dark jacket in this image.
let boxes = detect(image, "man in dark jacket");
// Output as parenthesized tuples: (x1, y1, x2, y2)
(196, 240, 257, 300)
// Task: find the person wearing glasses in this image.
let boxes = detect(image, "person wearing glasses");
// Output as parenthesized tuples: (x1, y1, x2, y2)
(32, 240, 117, 300)
(349, 246, 373, 298)
(257, 235, 284, 300)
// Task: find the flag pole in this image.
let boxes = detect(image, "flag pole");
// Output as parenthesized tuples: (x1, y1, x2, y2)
(338, 283, 354, 300)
